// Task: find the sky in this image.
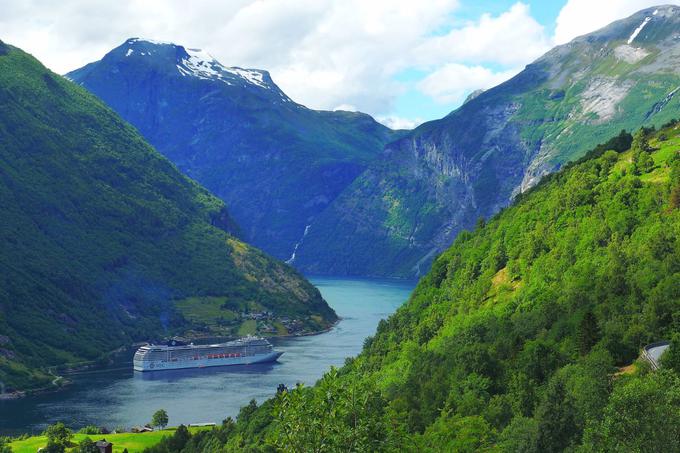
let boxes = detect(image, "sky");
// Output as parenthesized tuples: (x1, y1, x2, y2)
(1, 0, 677, 129)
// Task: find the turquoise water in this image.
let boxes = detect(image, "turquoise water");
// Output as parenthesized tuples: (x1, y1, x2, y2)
(0, 277, 413, 435)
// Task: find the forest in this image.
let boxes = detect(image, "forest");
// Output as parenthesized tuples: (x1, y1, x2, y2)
(138, 122, 680, 452)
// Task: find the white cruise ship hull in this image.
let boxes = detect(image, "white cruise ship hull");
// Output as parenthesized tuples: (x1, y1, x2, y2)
(134, 351, 283, 372)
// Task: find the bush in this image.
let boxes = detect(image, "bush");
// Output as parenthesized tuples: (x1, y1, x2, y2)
(151, 409, 169, 430)
(78, 426, 102, 435)
(76, 437, 99, 453)
(43, 423, 72, 446)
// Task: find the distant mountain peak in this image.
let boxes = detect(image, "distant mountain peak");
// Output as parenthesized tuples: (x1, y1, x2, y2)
(179, 47, 271, 89)
(114, 37, 281, 93)
(564, 4, 680, 49)
(128, 37, 175, 46)
(463, 89, 485, 105)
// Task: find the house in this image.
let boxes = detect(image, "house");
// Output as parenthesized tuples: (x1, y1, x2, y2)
(95, 439, 113, 453)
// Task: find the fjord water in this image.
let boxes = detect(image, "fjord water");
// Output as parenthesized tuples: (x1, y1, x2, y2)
(0, 277, 413, 435)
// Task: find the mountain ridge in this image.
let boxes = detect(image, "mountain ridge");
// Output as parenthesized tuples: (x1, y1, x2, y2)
(67, 39, 403, 261)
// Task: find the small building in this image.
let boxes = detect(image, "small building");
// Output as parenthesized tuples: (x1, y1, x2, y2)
(95, 439, 113, 453)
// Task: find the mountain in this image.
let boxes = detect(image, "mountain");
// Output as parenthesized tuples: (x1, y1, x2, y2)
(292, 5, 680, 277)
(0, 41, 336, 393)
(67, 38, 401, 261)
(156, 119, 680, 452)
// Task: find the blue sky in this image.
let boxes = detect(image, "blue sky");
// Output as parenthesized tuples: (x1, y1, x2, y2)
(1, 0, 675, 129)
(387, 0, 565, 125)
(389, 0, 568, 125)
(458, 0, 564, 32)
(381, 0, 673, 128)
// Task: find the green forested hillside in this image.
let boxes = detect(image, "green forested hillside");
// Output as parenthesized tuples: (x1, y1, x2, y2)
(157, 123, 680, 451)
(0, 41, 335, 392)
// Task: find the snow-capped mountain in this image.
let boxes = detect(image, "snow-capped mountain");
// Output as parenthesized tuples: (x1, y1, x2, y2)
(68, 38, 401, 261)
(71, 38, 292, 100)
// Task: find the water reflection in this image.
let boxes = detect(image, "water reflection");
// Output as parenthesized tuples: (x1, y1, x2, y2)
(135, 362, 279, 382)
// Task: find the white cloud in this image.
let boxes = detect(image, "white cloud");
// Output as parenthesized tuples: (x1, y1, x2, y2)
(376, 115, 424, 130)
(334, 104, 357, 112)
(10, 1, 664, 125)
(0, 0, 459, 118)
(416, 2, 550, 67)
(235, 0, 459, 114)
(418, 64, 520, 105)
(554, 0, 680, 44)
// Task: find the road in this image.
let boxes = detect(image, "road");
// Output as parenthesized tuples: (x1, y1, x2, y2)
(642, 341, 670, 370)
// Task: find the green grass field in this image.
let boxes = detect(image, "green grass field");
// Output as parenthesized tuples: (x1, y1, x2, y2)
(174, 296, 269, 338)
(174, 296, 237, 324)
(9, 426, 211, 453)
(237, 319, 257, 336)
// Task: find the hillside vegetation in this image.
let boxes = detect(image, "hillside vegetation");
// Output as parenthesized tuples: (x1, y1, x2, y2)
(0, 41, 335, 392)
(153, 122, 680, 451)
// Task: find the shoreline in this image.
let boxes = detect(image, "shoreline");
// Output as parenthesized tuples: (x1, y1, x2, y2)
(1, 318, 342, 401)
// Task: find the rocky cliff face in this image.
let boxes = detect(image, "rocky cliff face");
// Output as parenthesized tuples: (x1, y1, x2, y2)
(67, 39, 400, 261)
(293, 5, 680, 277)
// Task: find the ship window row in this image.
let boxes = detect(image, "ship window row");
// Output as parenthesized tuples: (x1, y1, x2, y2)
(136, 343, 271, 361)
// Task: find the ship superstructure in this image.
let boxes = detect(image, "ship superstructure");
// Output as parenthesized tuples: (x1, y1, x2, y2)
(133, 336, 282, 371)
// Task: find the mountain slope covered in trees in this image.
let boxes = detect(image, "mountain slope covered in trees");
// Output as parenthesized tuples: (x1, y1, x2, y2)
(293, 5, 680, 278)
(155, 122, 680, 451)
(67, 39, 401, 261)
(0, 41, 335, 393)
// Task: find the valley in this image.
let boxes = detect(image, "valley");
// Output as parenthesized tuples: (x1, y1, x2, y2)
(154, 107, 680, 453)
(0, 41, 336, 395)
(2, 3, 680, 452)
(67, 39, 402, 262)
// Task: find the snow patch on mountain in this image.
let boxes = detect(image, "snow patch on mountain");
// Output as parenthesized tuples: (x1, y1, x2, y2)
(181, 48, 224, 80)
(130, 37, 174, 46)
(175, 47, 270, 90)
(225, 67, 267, 88)
(627, 16, 651, 44)
(120, 38, 277, 92)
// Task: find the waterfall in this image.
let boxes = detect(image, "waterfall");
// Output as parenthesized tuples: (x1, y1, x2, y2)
(285, 224, 311, 264)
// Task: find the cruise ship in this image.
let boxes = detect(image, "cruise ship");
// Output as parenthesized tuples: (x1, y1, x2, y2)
(133, 336, 283, 371)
